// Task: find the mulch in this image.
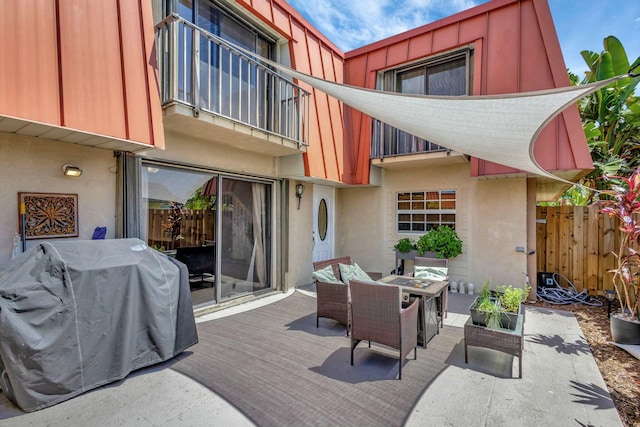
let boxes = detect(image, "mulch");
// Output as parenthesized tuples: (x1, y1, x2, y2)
(524, 297, 640, 427)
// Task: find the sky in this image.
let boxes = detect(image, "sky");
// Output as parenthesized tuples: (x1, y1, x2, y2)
(285, 0, 640, 80)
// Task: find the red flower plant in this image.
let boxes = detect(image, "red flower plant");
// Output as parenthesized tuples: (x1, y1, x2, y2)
(600, 167, 640, 320)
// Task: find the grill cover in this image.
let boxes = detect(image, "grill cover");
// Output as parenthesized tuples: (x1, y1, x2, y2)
(0, 239, 198, 412)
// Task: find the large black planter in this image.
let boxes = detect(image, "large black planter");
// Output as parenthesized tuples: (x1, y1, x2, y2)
(469, 297, 497, 327)
(610, 313, 640, 345)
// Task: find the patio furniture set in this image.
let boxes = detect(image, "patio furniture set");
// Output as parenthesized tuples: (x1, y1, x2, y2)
(312, 256, 525, 379)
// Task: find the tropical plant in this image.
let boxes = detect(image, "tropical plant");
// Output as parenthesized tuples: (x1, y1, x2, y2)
(185, 187, 216, 210)
(556, 37, 640, 205)
(394, 237, 416, 253)
(573, 36, 640, 191)
(416, 226, 463, 259)
(599, 167, 640, 321)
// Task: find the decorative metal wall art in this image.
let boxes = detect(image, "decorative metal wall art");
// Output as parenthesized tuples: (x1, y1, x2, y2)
(18, 192, 79, 239)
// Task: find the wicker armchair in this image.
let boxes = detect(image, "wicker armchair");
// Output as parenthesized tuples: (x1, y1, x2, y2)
(349, 280, 419, 379)
(313, 256, 353, 334)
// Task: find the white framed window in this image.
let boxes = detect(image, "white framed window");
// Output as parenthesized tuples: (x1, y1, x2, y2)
(396, 190, 456, 233)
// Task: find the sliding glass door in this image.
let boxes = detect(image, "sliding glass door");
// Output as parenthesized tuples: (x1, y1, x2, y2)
(219, 178, 271, 300)
(140, 163, 273, 308)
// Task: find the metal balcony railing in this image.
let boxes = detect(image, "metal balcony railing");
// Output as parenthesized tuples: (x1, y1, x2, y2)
(371, 120, 448, 159)
(155, 14, 310, 146)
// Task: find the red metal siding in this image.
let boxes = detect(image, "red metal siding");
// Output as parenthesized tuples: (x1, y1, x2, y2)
(0, 1, 60, 124)
(0, 0, 162, 148)
(236, 0, 347, 182)
(59, 1, 126, 136)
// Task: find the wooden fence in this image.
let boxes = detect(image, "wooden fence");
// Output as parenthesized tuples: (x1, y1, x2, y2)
(147, 209, 216, 250)
(536, 205, 639, 295)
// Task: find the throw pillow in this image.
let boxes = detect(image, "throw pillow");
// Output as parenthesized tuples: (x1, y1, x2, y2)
(339, 262, 372, 284)
(312, 265, 344, 284)
(414, 266, 448, 281)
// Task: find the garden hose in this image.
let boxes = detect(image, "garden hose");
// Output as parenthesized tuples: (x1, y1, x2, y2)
(536, 273, 603, 306)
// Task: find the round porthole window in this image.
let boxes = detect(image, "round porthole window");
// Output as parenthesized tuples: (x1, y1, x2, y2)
(318, 199, 328, 241)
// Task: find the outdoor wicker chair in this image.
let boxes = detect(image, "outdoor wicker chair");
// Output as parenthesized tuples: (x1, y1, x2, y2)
(349, 280, 419, 379)
(313, 256, 353, 334)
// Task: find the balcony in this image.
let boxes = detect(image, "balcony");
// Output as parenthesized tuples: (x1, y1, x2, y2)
(371, 120, 468, 169)
(155, 15, 310, 156)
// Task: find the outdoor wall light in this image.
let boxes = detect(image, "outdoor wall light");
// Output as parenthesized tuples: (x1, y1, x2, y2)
(62, 164, 83, 177)
(605, 289, 616, 318)
(295, 183, 305, 210)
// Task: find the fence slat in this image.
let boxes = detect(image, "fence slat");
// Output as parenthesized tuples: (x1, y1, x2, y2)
(536, 206, 637, 296)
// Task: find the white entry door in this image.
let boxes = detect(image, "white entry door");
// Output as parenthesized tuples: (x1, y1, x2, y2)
(312, 185, 335, 262)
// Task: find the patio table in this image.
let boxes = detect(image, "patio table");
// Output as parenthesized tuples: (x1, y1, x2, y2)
(379, 274, 449, 348)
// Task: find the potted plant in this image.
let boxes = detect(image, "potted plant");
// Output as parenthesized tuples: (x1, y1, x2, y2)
(394, 237, 416, 253)
(496, 284, 529, 329)
(600, 167, 640, 344)
(470, 280, 499, 327)
(416, 226, 463, 259)
(470, 281, 529, 330)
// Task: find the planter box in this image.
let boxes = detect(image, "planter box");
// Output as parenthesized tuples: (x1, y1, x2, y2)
(394, 250, 439, 274)
(499, 307, 521, 330)
(469, 296, 521, 331)
(469, 296, 499, 327)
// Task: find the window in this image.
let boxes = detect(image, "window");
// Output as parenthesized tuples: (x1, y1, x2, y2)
(372, 49, 472, 158)
(170, 0, 274, 121)
(397, 190, 456, 233)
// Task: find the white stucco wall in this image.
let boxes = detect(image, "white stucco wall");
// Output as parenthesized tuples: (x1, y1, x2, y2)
(0, 134, 117, 266)
(337, 162, 529, 289)
(336, 186, 385, 275)
(140, 131, 279, 178)
(287, 181, 314, 288)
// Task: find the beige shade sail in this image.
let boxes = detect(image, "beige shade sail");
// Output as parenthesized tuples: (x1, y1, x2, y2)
(224, 38, 623, 183)
(274, 65, 621, 182)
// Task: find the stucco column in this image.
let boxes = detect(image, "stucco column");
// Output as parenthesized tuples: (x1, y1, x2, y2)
(527, 178, 538, 300)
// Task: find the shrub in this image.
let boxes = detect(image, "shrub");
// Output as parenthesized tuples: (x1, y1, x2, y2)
(416, 226, 462, 259)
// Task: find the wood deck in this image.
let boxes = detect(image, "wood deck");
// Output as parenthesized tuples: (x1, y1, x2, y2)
(172, 291, 464, 427)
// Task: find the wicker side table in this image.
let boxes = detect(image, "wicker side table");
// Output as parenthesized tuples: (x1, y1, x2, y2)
(464, 314, 524, 378)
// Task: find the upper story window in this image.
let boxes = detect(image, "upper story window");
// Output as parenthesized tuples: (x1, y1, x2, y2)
(372, 49, 473, 158)
(171, 0, 273, 59)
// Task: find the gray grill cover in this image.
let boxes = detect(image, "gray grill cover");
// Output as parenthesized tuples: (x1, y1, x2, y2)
(0, 239, 198, 412)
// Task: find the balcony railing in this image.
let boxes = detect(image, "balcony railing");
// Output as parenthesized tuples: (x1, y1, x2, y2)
(371, 120, 448, 159)
(155, 14, 309, 146)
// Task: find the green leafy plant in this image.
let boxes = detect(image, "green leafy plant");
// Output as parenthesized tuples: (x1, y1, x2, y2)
(394, 237, 416, 253)
(497, 284, 530, 313)
(476, 280, 493, 306)
(484, 302, 502, 329)
(416, 226, 462, 259)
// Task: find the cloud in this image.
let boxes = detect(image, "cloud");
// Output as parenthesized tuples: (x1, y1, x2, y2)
(287, 0, 479, 52)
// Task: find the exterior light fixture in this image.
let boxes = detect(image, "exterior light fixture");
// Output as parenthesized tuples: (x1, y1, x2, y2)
(62, 164, 82, 177)
(605, 289, 616, 318)
(295, 183, 305, 210)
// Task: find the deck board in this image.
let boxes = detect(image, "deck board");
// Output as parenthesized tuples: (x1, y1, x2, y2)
(172, 291, 464, 427)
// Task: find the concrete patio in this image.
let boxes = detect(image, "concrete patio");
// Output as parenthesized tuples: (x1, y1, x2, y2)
(0, 288, 623, 426)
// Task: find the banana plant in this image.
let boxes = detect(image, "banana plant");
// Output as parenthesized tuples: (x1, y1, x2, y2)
(561, 36, 640, 202)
